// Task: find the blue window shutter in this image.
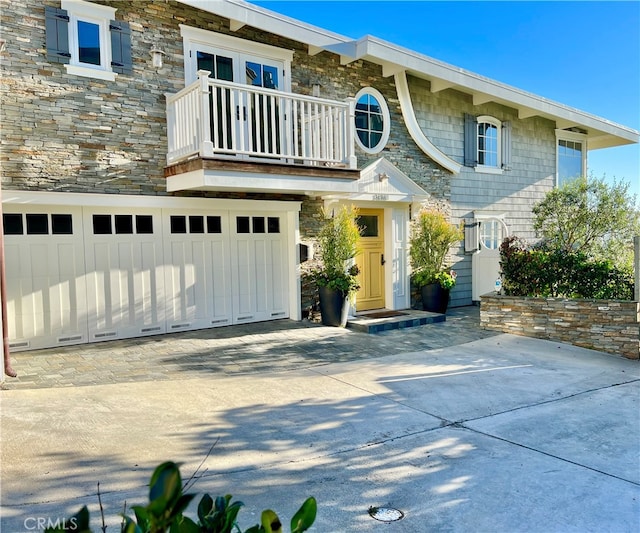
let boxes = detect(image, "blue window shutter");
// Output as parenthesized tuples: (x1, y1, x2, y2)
(110, 20, 132, 75)
(45, 6, 70, 64)
(464, 113, 477, 167)
(501, 121, 512, 170)
(464, 219, 480, 253)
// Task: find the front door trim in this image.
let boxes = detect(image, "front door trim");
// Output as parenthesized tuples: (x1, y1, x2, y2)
(355, 208, 385, 311)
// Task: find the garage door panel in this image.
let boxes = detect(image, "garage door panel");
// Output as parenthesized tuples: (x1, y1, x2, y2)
(254, 240, 268, 314)
(163, 211, 232, 330)
(139, 241, 162, 325)
(4, 207, 87, 351)
(270, 239, 286, 312)
(232, 238, 257, 319)
(231, 214, 289, 323)
(191, 241, 209, 315)
(85, 209, 165, 342)
(210, 240, 231, 323)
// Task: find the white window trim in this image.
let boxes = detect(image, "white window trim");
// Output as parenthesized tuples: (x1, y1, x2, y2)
(353, 87, 391, 155)
(62, 0, 117, 81)
(555, 129, 587, 187)
(474, 115, 502, 174)
(180, 25, 293, 87)
(472, 211, 509, 251)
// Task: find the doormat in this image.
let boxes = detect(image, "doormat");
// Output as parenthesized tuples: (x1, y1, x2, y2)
(358, 310, 409, 319)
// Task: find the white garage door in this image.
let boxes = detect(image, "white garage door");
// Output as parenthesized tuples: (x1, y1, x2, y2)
(163, 210, 232, 331)
(83, 208, 166, 342)
(3, 206, 87, 351)
(231, 213, 288, 323)
(4, 199, 292, 352)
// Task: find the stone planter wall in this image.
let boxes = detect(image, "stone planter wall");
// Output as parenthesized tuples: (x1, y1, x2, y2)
(480, 294, 640, 360)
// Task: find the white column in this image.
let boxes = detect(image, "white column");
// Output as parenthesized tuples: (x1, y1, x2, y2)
(197, 70, 214, 157)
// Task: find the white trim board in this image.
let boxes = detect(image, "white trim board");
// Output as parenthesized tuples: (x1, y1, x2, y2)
(2, 190, 302, 213)
(394, 71, 462, 174)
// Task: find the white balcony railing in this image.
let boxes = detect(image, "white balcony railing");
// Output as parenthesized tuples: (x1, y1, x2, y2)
(166, 70, 357, 169)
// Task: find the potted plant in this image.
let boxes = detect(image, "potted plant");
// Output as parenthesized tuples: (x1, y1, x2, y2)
(409, 208, 463, 313)
(314, 205, 361, 326)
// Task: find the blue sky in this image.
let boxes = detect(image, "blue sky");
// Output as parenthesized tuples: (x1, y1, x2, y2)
(253, 0, 640, 197)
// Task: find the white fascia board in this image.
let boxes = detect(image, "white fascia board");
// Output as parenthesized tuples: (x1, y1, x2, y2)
(1, 190, 301, 212)
(166, 168, 358, 195)
(358, 36, 639, 147)
(178, 0, 350, 49)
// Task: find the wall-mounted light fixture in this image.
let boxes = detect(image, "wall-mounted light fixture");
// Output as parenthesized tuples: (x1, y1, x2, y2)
(150, 46, 166, 68)
(378, 172, 389, 182)
(312, 83, 320, 98)
(0, 39, 6, 53)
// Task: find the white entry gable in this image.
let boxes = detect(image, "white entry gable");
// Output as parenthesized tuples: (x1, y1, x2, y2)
(348, 158, 430, 203)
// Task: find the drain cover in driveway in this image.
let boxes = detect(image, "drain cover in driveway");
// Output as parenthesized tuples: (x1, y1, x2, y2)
(368, 506, 404, 522)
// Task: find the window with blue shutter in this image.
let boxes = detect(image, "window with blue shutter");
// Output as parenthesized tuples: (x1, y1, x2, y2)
(501, 121, 512, 171)
(464, 114, 511, 172)
(45, 6, 71, 64)
(464, 113, 477, 167)
(46, 1, 131, 80)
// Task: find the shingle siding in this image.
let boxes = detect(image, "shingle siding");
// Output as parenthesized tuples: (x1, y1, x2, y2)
(407, 76, 556, 306)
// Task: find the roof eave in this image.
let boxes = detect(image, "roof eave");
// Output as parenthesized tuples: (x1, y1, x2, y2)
(356, 37, 639, 148)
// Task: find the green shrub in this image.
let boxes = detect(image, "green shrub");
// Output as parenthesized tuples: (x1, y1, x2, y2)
(532, 175, 639, 271)
(409, 209, 463, 288)
(499, 236, 634, 300)
(314, 205, 361, 298)
(47, 461, 316, 533)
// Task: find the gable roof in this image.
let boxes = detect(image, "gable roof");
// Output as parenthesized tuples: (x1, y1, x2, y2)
(355, 158, 430, 202)
(321, 157, 430, 204)
(179, 0, 638, 150)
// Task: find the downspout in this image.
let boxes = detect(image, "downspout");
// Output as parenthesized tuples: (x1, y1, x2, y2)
(0, 185, 17, 378)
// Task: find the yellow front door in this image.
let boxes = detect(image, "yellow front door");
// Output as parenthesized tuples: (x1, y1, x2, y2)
(355, 209, 385, 311)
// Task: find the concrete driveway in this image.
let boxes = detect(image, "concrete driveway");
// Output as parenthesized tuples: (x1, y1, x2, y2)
(1, 333, 639, 532)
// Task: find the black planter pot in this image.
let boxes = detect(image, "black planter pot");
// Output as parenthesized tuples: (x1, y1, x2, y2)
(421, 283, 450, 313)
(318, 285, 346, 326)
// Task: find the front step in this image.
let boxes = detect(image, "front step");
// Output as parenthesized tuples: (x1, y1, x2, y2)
(347, 309, 446, 334)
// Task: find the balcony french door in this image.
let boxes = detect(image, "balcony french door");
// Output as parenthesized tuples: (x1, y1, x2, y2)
(193, 45, 284, 160)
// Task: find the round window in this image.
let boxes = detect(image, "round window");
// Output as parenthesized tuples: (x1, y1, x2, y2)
(353, 87, 390, 154)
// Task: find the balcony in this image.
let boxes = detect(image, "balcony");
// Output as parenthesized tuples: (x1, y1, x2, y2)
(165, 71, 360, 194)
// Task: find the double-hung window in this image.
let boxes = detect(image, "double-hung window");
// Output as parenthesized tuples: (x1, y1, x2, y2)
(464, 114, 512, 173)
(556, 130, 586, 187)
(477, 117, 500, 167)
(45, 0, 132, 81)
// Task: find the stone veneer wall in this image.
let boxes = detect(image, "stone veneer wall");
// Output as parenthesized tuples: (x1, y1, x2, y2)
(480, 294, 640, 360)
(0, 0, 450, 201)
